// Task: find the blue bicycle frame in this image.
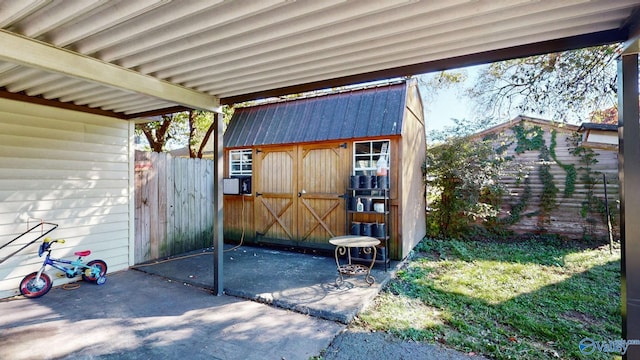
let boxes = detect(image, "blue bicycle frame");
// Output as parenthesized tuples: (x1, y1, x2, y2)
(33, 239, 102, 282)
(19, 232, 107, 298)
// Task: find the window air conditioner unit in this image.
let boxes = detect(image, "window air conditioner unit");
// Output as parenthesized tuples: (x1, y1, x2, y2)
(223, 176, 251, 195)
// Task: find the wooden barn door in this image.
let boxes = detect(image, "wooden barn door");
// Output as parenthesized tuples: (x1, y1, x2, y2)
(297, 142, 348, 247)
(253, 143, 347, 247)
(253, 146, 297, 243)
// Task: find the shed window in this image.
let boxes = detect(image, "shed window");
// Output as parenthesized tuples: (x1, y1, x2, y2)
(353, 140, 390, 176)
(229, 149, 252, 176)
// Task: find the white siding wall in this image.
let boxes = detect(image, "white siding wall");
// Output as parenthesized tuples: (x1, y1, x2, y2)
(0, 98, 131, 299)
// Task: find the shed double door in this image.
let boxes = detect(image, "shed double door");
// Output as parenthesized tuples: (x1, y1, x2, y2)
(253, 142, 348, 248)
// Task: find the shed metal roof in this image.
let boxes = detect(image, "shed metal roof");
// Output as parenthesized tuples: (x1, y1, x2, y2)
(224, 82, 407, 148)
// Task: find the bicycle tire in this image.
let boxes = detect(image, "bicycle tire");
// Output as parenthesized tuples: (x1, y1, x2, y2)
(19, 272, 52, 298)
(82, 260, 107, 283)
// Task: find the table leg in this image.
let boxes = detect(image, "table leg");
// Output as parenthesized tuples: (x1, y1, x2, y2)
(334, 245, 346, 286)
(361, 245, 377, 285)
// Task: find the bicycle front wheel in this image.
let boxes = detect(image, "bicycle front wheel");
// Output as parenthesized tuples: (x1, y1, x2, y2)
(19, 272, 52, 298)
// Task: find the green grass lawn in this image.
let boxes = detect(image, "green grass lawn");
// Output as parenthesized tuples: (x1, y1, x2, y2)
(356, 237, 621, 359)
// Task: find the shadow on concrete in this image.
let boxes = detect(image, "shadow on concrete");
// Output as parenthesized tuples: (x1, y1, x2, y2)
(133, 244, 398, 324)
(0, 270, 344, 360)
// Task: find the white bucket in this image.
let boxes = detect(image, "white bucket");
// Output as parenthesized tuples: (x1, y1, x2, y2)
(374, 203, 385, 213)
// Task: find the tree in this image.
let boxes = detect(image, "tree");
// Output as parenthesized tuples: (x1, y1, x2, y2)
(429, 116, 497, 144)
(466, 44, 620, 123)
(589, 106, 618, 124)
(425, 118, 509, 238)
(135, 106, 234, 158)
(137, 114, 177, 153)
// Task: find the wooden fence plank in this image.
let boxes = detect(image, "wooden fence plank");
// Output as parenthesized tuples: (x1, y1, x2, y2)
(133, 151, 214, 264)
(148, 152, 159, 260)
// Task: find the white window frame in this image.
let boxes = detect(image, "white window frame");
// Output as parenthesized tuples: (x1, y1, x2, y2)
(353, 140, 390, 176)
(229, 149, 253, 176)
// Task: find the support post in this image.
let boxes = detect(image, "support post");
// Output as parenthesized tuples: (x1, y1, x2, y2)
(619, 43, 640, 358)
(212, 111, 224, 295)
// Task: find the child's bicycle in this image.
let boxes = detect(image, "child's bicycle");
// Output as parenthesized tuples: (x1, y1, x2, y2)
(19, 237, 107, 298)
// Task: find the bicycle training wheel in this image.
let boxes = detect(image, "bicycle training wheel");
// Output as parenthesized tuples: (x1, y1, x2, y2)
(19, 272, 53, 298)
(82, 260, 107, 283)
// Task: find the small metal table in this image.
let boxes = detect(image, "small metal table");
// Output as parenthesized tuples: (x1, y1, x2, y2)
(329, 235, 380, 286)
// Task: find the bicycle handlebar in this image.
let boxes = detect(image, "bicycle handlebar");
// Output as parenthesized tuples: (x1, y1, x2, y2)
(39, 238, 65, 256)
(43, 238, 65, 244)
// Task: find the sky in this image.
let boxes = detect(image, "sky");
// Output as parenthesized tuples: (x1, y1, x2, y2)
(417, 65, 484, 136)
(422, 79, 475, 134)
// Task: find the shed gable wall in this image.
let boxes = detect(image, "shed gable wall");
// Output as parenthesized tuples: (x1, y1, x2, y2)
(399, 82, 426, 259)
(0, 98, 131, 298)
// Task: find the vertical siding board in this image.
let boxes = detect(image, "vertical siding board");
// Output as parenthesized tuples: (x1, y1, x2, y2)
(179, 158, 188, 254)
(181, 159, 190, 253)
(191, 158, 198, 249)
(198, 158, 206, 247)
(164, 153, 173, 258)
(173, 159, 187, 254)
(134, 152, 148, 264)
(157, 152, 167, 258)
(172, 158, 182, 254)
(148, 152, 159, 260)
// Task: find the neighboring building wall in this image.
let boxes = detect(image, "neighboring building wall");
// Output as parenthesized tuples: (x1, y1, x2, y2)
(584, 130, 617, 146)
(0, 98, 131, 299)
(479, 119, 619, 240)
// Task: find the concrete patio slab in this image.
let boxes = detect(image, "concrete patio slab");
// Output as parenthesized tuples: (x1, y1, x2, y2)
(0, 270, 344, 360)
(133, 244, 398, 324)
(0, 245, 487, 360)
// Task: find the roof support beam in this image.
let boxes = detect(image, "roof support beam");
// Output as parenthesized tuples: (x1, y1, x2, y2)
(0, 29, 219, 111)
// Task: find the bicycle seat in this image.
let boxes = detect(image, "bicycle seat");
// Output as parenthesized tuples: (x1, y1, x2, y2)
(74, 250, 91, 257)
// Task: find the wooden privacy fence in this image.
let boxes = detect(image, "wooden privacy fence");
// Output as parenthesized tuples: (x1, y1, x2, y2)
(134, 151, 214, 264)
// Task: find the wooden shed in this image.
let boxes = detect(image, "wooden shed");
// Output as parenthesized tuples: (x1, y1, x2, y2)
(469, 116, 619, 240)
(223, 80, 426, 261)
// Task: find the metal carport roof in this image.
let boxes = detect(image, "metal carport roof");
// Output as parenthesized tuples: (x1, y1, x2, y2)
(0, 0, 637, 118)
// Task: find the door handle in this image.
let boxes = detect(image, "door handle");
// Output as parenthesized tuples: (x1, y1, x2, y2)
(298, 189, 306, 197)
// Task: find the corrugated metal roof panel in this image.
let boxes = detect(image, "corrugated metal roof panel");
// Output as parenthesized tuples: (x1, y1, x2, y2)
(381, 85, 406, 135)
(224, 82, 407, 148)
